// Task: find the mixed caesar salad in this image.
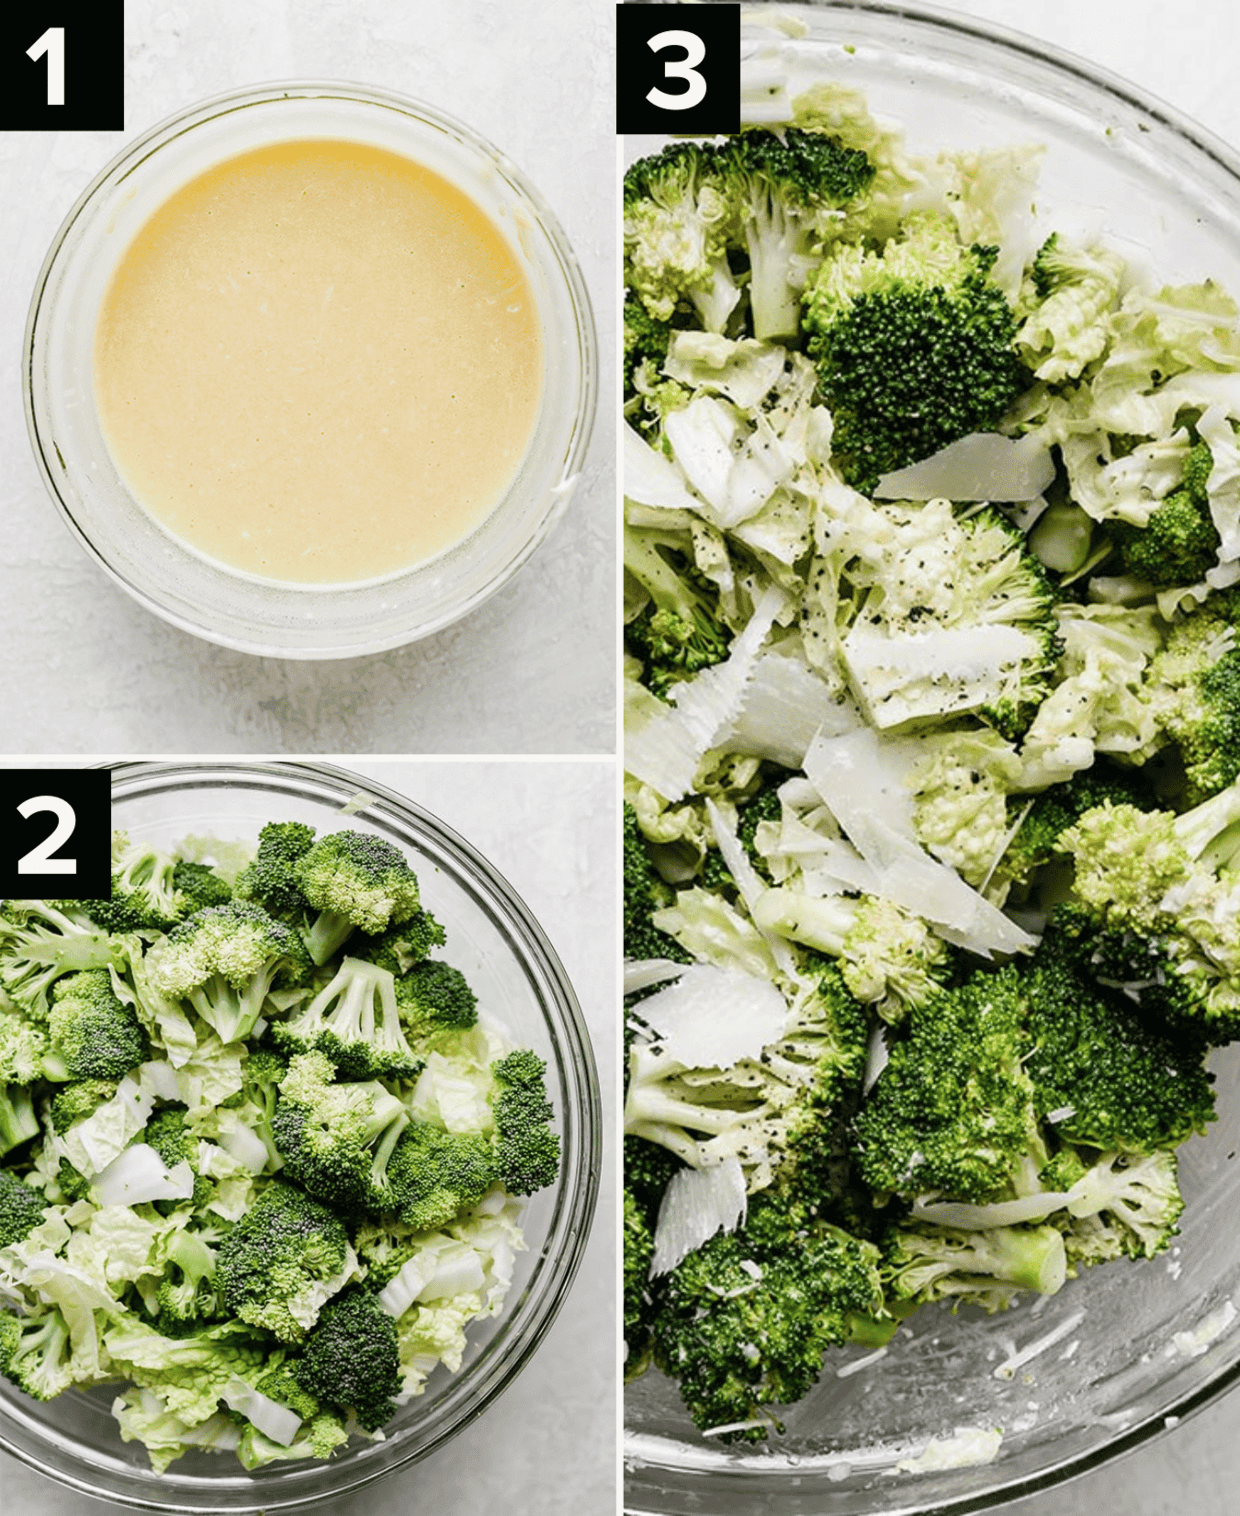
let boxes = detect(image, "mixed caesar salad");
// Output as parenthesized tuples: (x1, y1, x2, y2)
(0, 824, 559, 1470)
(623, 69, 1240, 1444)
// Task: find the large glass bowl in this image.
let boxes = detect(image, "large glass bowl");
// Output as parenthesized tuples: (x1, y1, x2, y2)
(23, 83, 597, 659)
(0, 761, 601, 1511)
(624, 4, 1240, 1511)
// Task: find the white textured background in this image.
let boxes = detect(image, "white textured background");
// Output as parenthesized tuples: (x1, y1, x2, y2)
(0, 756, 618, 1515)
(0, 0, 616, 755)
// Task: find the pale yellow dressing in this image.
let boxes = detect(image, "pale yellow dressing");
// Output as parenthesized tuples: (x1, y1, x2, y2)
(93, 139, 543, 584)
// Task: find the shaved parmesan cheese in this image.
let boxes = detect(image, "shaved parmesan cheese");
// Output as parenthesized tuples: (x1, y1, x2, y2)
(624, 422, 704, 514)
(911, 1192, 1073, 1230)
(624, 959, 689, 994)
(651, 1158, 748, 1276)
(723, 652, 861, 767)
(842, 620, 1040, 729)
(636, 964, 788, 1069)
(874, 432, 1054, 502)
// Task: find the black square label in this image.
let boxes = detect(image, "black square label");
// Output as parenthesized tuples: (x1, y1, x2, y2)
(0, 2, 124, 132)
(617, 3, 740, 135)
(0, 770, 112, 899)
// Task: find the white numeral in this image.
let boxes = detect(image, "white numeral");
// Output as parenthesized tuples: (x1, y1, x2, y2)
(27, 26, 65, 108)
(17, 795, 77, 875)
(646, 29, 707, 112)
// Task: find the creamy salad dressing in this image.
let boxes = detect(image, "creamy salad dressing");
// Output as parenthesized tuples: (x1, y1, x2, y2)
(93, 139, 542, 583)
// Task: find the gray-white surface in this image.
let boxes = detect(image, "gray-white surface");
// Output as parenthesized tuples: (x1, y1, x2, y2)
(0, 0, 615, 755)
(0, 756, 618, 1515)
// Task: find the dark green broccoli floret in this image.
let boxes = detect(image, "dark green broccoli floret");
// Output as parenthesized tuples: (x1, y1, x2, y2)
(623, 1188, 656, 1378)
(803, 216, 1024, 493)
(152, 1228, 220, 1335)
(623, 805, 691, 965)
(0, 901, 115, 1019)
(214, 1180, 352, 1343)
(851, 966, 1037, 1203)
(382, 1121, 496, 1229)
(489, 1049, 560, 1196)
(270, 957, 422, 1081)
(0, 1169, 45, 1248)
(171, 860, 234, 915)
(1114, 441, 1218, 588)
(293, 831, 422, 966)
(270, 1052, 409, 1215)
(143, 1106, 214, 1215)
(49, 1078, 118, 1134)
(54, 1158, 91, 1204)
(42, 969, 148, 1082)
(651, 1193, 885, 1440)
(146, 901, 314, 1045)
(392, 960, 478, 1041)
(234, 821, 317, 923)
(351, 911, 447, 977)
(624, 525, 731, 701)
(717, 126, 874, 342)
(295, 1285, 401, 1434)
(1024, 931, 1216, 1152)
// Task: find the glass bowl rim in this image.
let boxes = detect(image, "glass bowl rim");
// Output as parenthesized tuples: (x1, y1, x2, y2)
(626, 1, 1240, 1511)
(22, 79, 599, 659)
(0, 758, 603, 1511)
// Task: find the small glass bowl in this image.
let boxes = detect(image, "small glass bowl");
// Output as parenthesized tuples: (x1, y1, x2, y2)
(23, 84, 597, 659)
(0, 761, 601, 1511)
(625, 3, 1240, 1513)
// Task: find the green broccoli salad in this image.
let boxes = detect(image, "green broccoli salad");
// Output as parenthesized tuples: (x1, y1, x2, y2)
(0, 823, 559, 1470)
(624, 75, 1240, 1444)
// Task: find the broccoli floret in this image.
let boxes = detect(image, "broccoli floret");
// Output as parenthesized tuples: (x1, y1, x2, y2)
(351, 911, 447, 976)
(146, 901, 314, 1045)
(54, 1158, 91, 1204)
(171, 860, 234, 915)
(1145, 599, 1240, 804)
(0, 1169, 45, 1248)
(489, 1049, 560, 1196)
(624, 524, 731, 700)
(851, 967, 1039, 1204)
(803, 214, 1024, 493)
(152, 1228, 220, 1334)
(651, 1193, 885, 1440)
(1113, 441, 1218, 589)
(214, 1180, 353, 1343)
(42, 969, 148, 1082)
(270, 957, 422, 1081)
(0, 1306, 76, 1400)
(381, 1121, 496, 1229)
(391, 960, 478, 1041)
(1023, 932, 1216, 1153)
(0, 901, 115, 1019)
(626, 963, 869, 1200)
(624, 296, 674, 404)
(293, 831, 422, 966)
(883, 1221, 1067, 1311)
(143, 1106, 214, 1216)
(624, 1188, 656, 1379)
(717, 127, 874, 342)
(49, 1078, 118, 1134)
(623, 141, 739, 333)
(0, 1010, 49, 1086)
(270, 1051, 409, 1215)
(624, 804, 692, 965)
(295, 1285, 401, 1434)
(234, 821, 317, 923)
(1060, 1148, 1184, 1259)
